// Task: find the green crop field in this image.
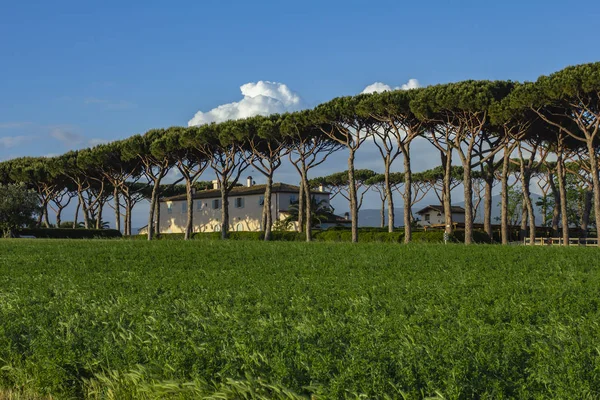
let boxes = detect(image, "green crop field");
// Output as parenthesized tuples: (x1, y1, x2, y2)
(0, 240, 599, 399)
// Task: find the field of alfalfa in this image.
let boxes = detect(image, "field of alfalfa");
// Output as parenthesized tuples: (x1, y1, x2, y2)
(1, 240, 600, 399)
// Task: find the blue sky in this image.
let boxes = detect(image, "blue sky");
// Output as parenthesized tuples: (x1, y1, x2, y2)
(1, 0, 598, 226)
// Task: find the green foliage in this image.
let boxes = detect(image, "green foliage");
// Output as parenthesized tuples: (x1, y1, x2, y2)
(0, 183, 40, 237)
(1, 241, 600, 398)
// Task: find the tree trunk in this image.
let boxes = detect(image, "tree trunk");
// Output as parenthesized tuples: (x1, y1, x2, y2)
(483, 173, 493, 240)
(441, 151, 453, 236)
(556, 152, 569, 245)
(522, 173, 535, 245)
(587, 143, 600, 247)
(96, 199, 104, 230)
(297, 170, 305, 233)
(384, 163, 394, 233)
(520, 201, 527, 242)
(263, 174, 273, 241)
(380, 198, 385, 228)
(73, 197, 80, 229)
(462, 163, 473, 245)
(220, 185, 229, 239)
(56, 207, 62, 228)
(114, 187, 121, 232)
(147, 183, 159, 240)
(403, 149, 412, 243)
(184, 180, 194, 240)
(501, 149, 510, 244)
(549, 174, 560, 236)
(304, 177, 312, 242)
(347, 150, 358, 243)
(581, 188, 592, 240)
(154, 197, 160, 235)
(43, 201, 51, 228)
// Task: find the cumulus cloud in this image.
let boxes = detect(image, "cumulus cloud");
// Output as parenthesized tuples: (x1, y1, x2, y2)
(361, 78, 421, 94)
(188, 81, 305, 126)
(0, 135, 29, 149)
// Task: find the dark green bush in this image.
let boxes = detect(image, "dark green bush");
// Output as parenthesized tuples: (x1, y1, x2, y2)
(17, 228, 122, 239)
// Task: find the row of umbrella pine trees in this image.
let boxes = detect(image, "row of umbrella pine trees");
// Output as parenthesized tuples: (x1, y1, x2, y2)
(1, 62, 599, 245)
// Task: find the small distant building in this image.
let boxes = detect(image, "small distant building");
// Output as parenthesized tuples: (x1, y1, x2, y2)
(415, 205, 466, 227)
(154, 177, 350, 234)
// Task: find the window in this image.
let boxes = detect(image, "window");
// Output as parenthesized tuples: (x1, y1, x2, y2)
(212, 199, 221, 209)
(236, 223, 243, 231)
(424, 214, 430, 222)
(289, 195, 297, 204)
(234, 197, 244, 208)
(181, 202, 187, 214)
(197, 201, 203, 211)
(258, 195, 264, 206)
(214, 224, 221, 232)
(167, 203, 173, 214)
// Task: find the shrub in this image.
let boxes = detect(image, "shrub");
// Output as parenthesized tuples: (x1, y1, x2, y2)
(16, 228, 122, 239)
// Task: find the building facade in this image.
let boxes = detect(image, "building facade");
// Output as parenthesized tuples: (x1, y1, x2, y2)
(415, 205, 466, 227)
(157, 178, 335, 233)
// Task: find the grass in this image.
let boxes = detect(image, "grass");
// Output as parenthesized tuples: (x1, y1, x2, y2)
(0, 240, 599, 399)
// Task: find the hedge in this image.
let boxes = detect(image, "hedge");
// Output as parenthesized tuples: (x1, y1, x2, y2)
(16, 228, 122, 239)
(128, 229, 492, 243)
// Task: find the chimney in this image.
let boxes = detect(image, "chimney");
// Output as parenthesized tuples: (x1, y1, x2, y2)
(344, 212, 350, 220)
(318, 184, 324, 192)
(246, 176, 253, 187)
(212, 180, 220, 190)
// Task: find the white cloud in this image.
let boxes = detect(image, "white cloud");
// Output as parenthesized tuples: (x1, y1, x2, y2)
(88, 138, 109, 147)
(361, 78, 421, 94)
(0, 135, 29, 149)
(0, 122, 32, 129)
(188, 81, 305, 126)
(50, 127, 84, 146)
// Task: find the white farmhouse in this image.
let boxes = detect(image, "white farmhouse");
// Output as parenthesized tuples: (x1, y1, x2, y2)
(415, 205, 466, 227)
(154, 176, 349, 233)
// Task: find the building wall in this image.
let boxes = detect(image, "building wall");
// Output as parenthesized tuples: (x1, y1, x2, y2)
(418, 210, 465, 226)
(159, 191, 330, 233)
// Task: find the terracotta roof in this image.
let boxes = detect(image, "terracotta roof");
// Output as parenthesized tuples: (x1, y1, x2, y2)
(163, 183, 330, 201)
(415, 205, 466, 215)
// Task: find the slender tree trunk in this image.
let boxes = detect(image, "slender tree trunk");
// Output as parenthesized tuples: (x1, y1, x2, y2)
(36, 208, 43, 228)
(520, 201, 527, 242)
(297, 170, 305, 233)
(384, 163, 394, 233)
(556, 151, 569, 245)
(522, 174, 535, 245)
(184, 180, 194, 240)
(347, 150, 358, 243)
(56, 207, 62, 228)
(441, 151, 453, 236)
(462, 163, 473, 245)
(483, 173, 493, 240)
(403, 149, 412, 243)
(43, 202, 51, 228)
(96, 199, 104, 230)
(501, 149, 510, 244)
(73, 196, 81, 229)
(304, 177, 312, 242)
(220, 185, 229, 239)
(147, 183, 159, 240)
(264, 174, 273, 241)
(549, 174, 560, 236)
(581, 188, 592, 240)
(380, 198, 385, 228)
(154, 197, 161, 235)
(114, 187, 121, 232)
(587, 143, 600, 247)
